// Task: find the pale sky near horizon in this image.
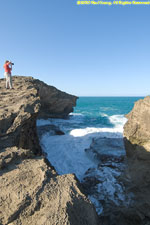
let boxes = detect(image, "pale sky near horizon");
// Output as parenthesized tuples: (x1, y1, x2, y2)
(0, 0, 149, 96)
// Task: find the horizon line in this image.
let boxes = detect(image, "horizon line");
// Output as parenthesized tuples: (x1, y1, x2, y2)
(78, 95, 146, 97)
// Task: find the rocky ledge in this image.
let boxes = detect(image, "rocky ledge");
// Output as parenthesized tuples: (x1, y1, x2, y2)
(123, 96, 150, 225)
(0, 76, 98, 225)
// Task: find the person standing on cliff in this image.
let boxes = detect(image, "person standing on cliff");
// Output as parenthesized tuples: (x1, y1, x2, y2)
(3, 60, 13, 89)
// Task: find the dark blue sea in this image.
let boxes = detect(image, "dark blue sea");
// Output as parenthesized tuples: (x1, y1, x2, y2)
(73, 96, 143, 128)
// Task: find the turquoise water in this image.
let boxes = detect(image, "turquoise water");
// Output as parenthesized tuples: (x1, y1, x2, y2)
(73, 97, 143, 128)
(38, 96, 144, 178)
(38, 96, 144, 214)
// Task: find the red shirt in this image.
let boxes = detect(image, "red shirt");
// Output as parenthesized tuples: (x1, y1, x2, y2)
(4, 63, 12, 74)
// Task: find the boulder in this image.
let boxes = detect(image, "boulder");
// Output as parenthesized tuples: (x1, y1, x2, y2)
(85, 137, 126, 163)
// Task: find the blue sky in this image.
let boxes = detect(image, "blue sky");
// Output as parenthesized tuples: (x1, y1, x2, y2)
(0, 0, 149, 96)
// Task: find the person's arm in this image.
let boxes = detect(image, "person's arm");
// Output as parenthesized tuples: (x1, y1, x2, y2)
(8, 62, 12, 70)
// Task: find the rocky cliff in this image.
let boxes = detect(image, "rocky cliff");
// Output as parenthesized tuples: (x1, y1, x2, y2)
(124, 96, 150, 156)
(0, 76, 98, 225)
(123, 96, 150, 225)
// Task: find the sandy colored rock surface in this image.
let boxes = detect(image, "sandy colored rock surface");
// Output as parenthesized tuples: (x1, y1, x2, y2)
(123, 96, 150, 224)
(0, 156, 97, 225)
(124, 96, 150, 156)
(0, 76, 98, 225)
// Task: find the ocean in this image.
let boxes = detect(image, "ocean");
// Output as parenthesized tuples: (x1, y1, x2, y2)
(37, 96, 143, 214)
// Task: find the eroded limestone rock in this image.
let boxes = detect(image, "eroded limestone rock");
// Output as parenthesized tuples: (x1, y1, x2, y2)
(123, 96, 150, 224)
(0, 76, 98, 225)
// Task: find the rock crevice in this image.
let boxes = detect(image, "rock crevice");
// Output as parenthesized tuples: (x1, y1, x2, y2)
(0, 76, 98, 225)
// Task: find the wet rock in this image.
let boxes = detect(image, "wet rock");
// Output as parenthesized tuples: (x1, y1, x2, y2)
(82, 137, 133, 219)
(37, 124, 65, 136)
(85, 137, 126, 163)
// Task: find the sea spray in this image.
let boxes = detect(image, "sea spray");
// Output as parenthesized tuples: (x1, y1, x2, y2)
(37, 97, 142, 214)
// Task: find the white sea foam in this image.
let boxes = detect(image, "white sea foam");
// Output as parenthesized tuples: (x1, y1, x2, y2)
(70, 127, 123, 138)
(37, 114, 84, 127)
(99, 112, 108, 117)
(37, 114, 126, 179)
(109, 114, 127, 131)
(37, 116, 84, 133)
(38, 113, 129, 214)
(38, 114, 126, 179)
(39, 118, 124, 180)
(88, 195, 103, 215)
(40, 132, 96, 180)
(69, 112, 83, 116)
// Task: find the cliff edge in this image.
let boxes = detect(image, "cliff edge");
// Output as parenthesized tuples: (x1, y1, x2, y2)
(124, 96, 150, 158)
(0, 76, 98, 225)
(123, 96, 150, 224)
